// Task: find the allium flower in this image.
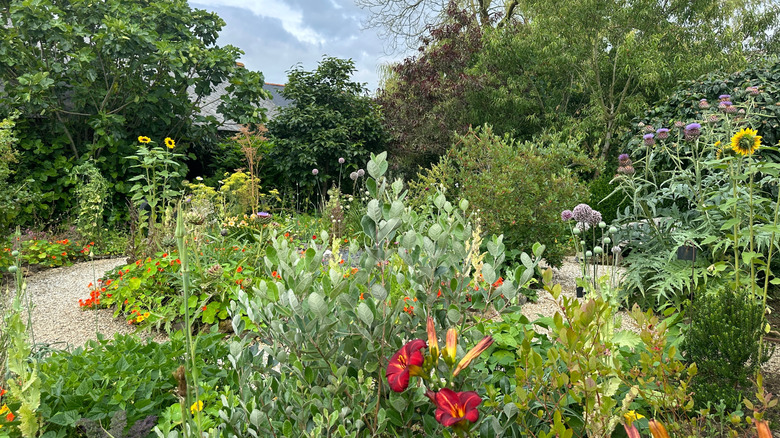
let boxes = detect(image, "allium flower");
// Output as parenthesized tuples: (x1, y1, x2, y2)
(590, 210, 603, 226)
(719, 94, 731, 101)
(386, 339, 426, 392)
(643, 133, 655, 146)
(698, 99, 709, 109)
(656, 128, 670, 140)
(561, 210, 574, 221)
(338, 157, 345, 164)
(434, 389, 482, 427)
(350, 171, 358, 181)
(731, 127, 761, 156)
(312, 168, 319, 176)
(572, 204, 593, 223)
(611, 246, 622, 254)
(357, 169, 365, 177)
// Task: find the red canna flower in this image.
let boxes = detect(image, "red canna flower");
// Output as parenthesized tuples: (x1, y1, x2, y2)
(434, 388, 481, 427)
(386, 339, 426, 392)
(453, 336, 494, 376)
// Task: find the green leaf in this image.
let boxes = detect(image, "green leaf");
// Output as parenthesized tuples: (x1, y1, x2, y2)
(371, 284, 387, 301)
(357, 302, 374, 326)
(308, 292, 327, 319)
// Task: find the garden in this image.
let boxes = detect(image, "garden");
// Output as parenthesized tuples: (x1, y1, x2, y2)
(2, 0, 780, 437)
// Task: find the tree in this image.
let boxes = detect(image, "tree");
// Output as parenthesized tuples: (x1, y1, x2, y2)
(355, 0, 519, 51)
(378, 4, 484, 175)
(514, 0, 780, 160)
(265, 57, 387, 205)
(0, 0, 269, 222)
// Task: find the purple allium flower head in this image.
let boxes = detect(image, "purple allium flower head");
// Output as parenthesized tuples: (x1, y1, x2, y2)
(349, 171, 358, 181)
(719, 94, 731, 101)
(643, 133, 655, 146)
(338, 157, 345, 164)
(561, 210, 574, 221)
(312, 168, 319, 176)
(357, 169, 365, 177)
(590, 210, 603, 226)
(572, 203, 593, 223)
(656, 128, 670, 140)
(698, 99, 709, 109)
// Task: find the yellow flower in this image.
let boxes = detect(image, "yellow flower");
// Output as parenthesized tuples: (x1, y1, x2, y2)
(165, 137, 175, 149)
(624, 410, 645, 425)
(730, 128, 761, 156)
(138, 136, 151, 144)
(0, 404, 8, 415)
(190, 400, 203, 414)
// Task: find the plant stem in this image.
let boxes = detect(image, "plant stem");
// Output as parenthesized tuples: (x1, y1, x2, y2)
(758, 181, 780, 371)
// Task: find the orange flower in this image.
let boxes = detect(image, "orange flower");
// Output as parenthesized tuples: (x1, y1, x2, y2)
(6, 411, 14, 422)
(61, 251, 67, 256)
(453, 336, 494, 376)
(359, 293, 364, 300)
(237, 266, 243, 273)
(444, 329, 458, 365)
(648, 419, 670, 438)
(202, 306, 208, 311)
(756, 421, 771, 438)
(427, 316, 439, 362)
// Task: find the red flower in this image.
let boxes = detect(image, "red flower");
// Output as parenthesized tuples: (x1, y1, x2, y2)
(312, 235, 317, 240)
(202, 306, 207, 311)
(61, 251, 67, 256)
(386, 339, 426, 392)
(236, 266, 243, 273)
(6, 411, 14, 422)
(162, 253, 168, 258)
(492, 277, 504, 288)
(434, 388, 481, 427)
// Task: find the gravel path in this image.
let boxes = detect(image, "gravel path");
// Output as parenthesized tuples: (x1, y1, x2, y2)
(9, 258, 166, 351)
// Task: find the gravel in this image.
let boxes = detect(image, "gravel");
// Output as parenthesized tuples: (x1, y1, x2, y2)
(8, 258, 166, 351)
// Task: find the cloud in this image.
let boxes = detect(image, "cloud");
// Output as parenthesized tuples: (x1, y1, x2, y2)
(189, 0, 409, 92)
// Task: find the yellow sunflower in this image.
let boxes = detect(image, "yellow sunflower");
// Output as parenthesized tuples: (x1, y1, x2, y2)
(730, 128, 761, 156)
(138, 136, 151, 144)
(164, 137, 175, 149)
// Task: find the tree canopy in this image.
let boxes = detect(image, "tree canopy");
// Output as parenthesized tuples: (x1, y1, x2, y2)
(0, 0, 269, 222)
(266, 57, 387, 202)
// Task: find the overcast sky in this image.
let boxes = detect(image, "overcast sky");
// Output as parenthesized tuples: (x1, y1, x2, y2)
(189, 0, 407, 93)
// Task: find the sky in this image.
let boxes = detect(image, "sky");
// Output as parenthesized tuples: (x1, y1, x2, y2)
(189, 0, 408, 93)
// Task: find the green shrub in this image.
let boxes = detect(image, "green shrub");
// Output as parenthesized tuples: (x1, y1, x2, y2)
(415, 125, 592, 266)
(682, 286, 772, 410)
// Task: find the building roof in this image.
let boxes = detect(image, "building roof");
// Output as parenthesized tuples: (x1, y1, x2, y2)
(195, 81, 291, 132)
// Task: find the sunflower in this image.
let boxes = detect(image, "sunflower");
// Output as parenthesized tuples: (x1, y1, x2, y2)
(138, 136, 151, 144)
(730, 128, 761, 156)
(164, 137, 175, 149)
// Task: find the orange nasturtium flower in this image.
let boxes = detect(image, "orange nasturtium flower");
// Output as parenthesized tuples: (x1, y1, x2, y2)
(138, 136, 151, 144)
(386, 339, 426, 392)
(165, 137, 175, 149)
(434, 388, 481, 427)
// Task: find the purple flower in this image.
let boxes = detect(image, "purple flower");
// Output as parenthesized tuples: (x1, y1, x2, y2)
(257, 212, 271, 218)
(561, 210, 574, 221)
(685, 123, 701, 131)
(618, 153, 629, 161)
(698, 98, 709, 109)
(349, 171, 358, 181)
(590, 210, 602, 226)
(338, 157, 345, 164)
(656, 128, 670, 140)
(719, 94, 731, 100)
(684, 123, 701, 141)
(611, 246, 622, 254)
(357, 169, 365, 177)
(572, 204, 593, 223)
(312, 168, 319, 176)
(643, 133, 655, 146)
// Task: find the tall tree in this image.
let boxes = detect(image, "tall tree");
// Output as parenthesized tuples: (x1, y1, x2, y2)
(514, 0, 780, 160)
(355, 0, 519, 51)
(0, 0, 269, 220)
(266, 57, 387, 203)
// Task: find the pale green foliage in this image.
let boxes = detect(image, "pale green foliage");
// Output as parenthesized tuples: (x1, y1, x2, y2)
(218, 151, 542, 436)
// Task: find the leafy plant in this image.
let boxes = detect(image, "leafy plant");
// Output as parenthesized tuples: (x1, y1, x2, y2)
(72, 160, 110, 244)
